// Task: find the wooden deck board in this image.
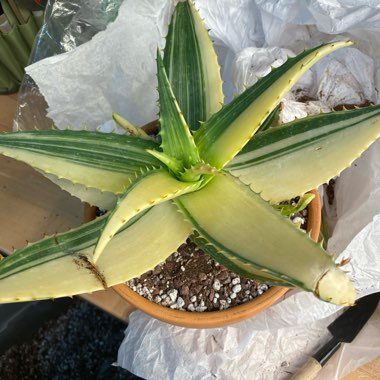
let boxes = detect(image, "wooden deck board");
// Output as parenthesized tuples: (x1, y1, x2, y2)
(0, 94, 84, 252)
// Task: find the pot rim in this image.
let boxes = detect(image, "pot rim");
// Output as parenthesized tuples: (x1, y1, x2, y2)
(113, 189, 321, 328)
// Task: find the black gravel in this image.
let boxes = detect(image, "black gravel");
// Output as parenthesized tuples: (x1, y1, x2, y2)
(0, 298, 143, 380)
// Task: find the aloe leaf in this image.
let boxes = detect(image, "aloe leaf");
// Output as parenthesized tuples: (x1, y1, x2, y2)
(176, 174, 356, 306)
(274, 193, 315, 217)
(112, 112, 155, 141)
(181, 162, 221, 180)
(0, 130, 161, 194)
(43, 173, 117, 210)
(146, 149, 183, 174)
(157, 52, 200, 169)
(256, 105, 280, 134)
(228, 105, 380, 202)
(194, 41, 353, 169)
(163, 0, 223, 130)
(93, 168, 201, 261)
(0, 203, 191, 303)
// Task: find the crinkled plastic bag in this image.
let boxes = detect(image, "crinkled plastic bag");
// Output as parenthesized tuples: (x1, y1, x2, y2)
(25, 0, 175, 131)
(14, 0, 122, 131)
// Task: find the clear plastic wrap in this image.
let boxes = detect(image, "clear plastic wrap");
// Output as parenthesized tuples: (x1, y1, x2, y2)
(24, 0, 175, 131)
(14, 0, 122, 131)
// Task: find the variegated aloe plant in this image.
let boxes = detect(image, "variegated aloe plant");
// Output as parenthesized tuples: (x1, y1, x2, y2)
(0, 1, 380, 306)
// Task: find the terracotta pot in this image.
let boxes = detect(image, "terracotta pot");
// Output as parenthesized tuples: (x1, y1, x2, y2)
(111, 189, 321, 329)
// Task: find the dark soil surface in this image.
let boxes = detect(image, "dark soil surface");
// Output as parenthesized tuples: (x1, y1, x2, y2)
(0, 298, 142, 380)
(128, 240, 269, 312)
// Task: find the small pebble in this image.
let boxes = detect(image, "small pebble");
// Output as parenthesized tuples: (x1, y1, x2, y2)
(180, 285, 190, 296)
(190, 295, 197, 303)
(176, 297, 185, 308)
(167, 289, 178, 303)
(231, 277, 240, 285)
(187, 304, 195, 311)
(173, 278, 182, 288)
(161, 297, 172, 307)
(193, 284, 203, 294)
(232, 284, 242, 293)
(213, 279, 221, 291)
(217, 271, 229, 281)
(292, 216, 305, 224)
(230, 292, 237, 299)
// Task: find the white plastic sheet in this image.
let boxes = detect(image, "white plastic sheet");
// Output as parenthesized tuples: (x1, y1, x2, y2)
(26, 0, 175, 130)
(24, 0, 380, 378)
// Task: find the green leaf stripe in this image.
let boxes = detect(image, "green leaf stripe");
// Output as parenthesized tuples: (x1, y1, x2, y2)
(0, 130, 161, 174)
(0, 209, 150, 280)
(228, 105, 380, 170)
(190, 232, 293, 286)
(157, 52, 200, 168)
(163, 1, 205, 131)
(256, 104, 280, 134)
(194, 45, 323, 155)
